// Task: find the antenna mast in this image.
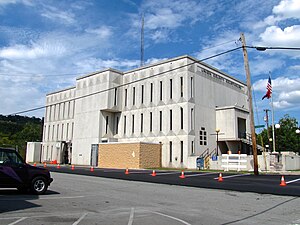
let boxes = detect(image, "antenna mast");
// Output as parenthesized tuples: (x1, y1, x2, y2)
(140, 14, 144, 67)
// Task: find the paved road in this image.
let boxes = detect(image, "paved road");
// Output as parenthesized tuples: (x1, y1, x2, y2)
(46, 165, 300, 197)
(0, 172, 300, 225)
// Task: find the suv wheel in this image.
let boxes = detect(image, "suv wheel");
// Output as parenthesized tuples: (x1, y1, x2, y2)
(31, 176, 48, 194)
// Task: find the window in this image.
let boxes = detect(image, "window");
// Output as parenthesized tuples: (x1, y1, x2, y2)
(170, 110, 172, 131)
(169, 141, 172, 162)
(105, 116, 109, 134)
(191, 141, 195, 155)
(114, 88, 117, 106)
(132, 115, 135, 133)
(141, 113, 143, 133)
(150, 112, 153, 132)
(116, 116, 119, 134)
(125, 89, 128, 106)
(200, 127, 207, 145)
(133, 87, 136, 105)
(66, 123, 69, 140)
(160, 81, 163, 101)
(191, 108, 194, 130)
(180, 77, 183, 97)
(124, 116, 127, 134)
(62, 103, 65, 119)
(191, 77, 194, 98)
(180, 141, 184, 163)
(150, 83, 153, 102)
(141, 85, 144, 104)
(180, 107, 183, 129)
(48, 125, 50, 141)
(56, 124, 59, 140)
(0, 151, 23, 165)
(159, 111, 162, 131)
(43, 125, 46, 141)
(71, 122, 74, 138)
(170, 79, 173, 99)
(52, 125, 55, 141)
(57, 104, 60, 120)
(67, 102, 70, 119)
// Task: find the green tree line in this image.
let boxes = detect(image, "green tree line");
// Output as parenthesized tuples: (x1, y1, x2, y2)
(0, 115, 42, 158)
(257, 114, 300, 153)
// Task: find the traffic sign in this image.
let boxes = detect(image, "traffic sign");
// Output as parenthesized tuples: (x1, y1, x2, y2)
(255, 125, 265, 128)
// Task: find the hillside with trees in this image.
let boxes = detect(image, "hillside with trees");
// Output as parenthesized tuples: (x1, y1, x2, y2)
(0, 115, 43, 158)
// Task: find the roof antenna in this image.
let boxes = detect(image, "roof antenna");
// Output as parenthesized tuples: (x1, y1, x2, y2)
(140, 13, 144, 67)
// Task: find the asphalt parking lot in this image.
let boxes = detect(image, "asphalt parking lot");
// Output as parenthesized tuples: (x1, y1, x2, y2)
(1, 172, 300, 225)
(46, 165, 300, 197)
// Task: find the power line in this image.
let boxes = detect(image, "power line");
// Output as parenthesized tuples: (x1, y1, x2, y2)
(7, 46, 243, 116)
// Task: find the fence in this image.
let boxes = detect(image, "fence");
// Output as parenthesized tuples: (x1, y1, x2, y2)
(221, 154, 247, 171)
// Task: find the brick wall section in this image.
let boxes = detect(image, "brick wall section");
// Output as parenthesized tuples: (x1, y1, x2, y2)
(98, 142, 161, 169)
(140, 143, 161, 168)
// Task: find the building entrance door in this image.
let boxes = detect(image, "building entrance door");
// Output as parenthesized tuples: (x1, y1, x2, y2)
(90, 144, 99, 167)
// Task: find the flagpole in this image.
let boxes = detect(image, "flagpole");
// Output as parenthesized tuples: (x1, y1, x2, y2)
(270, 73, 276, 153)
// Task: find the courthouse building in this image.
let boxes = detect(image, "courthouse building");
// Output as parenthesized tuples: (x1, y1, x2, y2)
(41, 55, 250, 169)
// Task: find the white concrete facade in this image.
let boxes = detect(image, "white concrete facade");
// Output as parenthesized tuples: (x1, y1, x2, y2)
(42, 55, 250, 169)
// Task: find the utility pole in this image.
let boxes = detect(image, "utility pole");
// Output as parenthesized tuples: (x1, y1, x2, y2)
(264, 109, 271, 150)
(240, 33, 259, 175)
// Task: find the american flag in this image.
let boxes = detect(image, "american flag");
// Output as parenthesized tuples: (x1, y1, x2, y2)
(262, 76, 272, 100)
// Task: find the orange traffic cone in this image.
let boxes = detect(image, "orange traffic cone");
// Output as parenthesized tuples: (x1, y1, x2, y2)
(179, 171, 185, 179)
(280, 176, 287, 186)
(57, 164, 60, 169)
(218, 173, 223, 182)
(151, 170, 156, 177)
(71, 165, 75, 170)
(33, 162, 36, 167)
(90, 166, 94, 172)
(43, 162, 47, 168)
(125, 168, 129, 175)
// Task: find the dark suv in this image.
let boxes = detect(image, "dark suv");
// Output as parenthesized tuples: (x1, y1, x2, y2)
(0, 148, 53, 194)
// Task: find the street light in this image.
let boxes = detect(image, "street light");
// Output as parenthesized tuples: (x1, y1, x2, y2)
(216, 128, 220, 157)
(275, 124, 280, 153)
(296, 129, 300, 154)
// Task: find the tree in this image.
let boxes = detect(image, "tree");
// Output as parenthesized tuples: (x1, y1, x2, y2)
(258, 114, 299, 152)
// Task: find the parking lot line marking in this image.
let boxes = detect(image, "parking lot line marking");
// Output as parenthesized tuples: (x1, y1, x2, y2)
(8, 217, 27, 225)
(214, 173, 251, 180)
(154, 172, 180, 176)
(127, 207, 135, 225)
(185, 172, 218, 177)
(286, 178, 300, 184)
(152, 211, 191, 225)
(72, 212, 88, 225)
(39, 196, 85, 200)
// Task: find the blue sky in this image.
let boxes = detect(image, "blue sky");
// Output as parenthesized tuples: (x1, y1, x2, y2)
(0, 0, 299, 128)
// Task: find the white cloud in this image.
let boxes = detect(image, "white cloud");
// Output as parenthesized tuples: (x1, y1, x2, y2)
(273, 0, 300, 19)
(289, 65, 300, 70)
(0, 42, 66, 59)
(85, 26, 113, 39)
(0, 0, 32, 6)
(254, 76, 300, 110)
(259, 25, 300, 47)
(254, 0, 300, 28)
(41, 5, 75, 25)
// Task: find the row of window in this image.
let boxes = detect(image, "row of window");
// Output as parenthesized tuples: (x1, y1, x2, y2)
(168, 140, 196, 163)
(44, 122, 74, 142)
(116, 76, 194, 107)
(46, 101, 75, 122)
(121, 107, 191, 134)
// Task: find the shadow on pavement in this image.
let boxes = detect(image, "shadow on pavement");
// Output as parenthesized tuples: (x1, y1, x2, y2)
(0, 189, 60, 213)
